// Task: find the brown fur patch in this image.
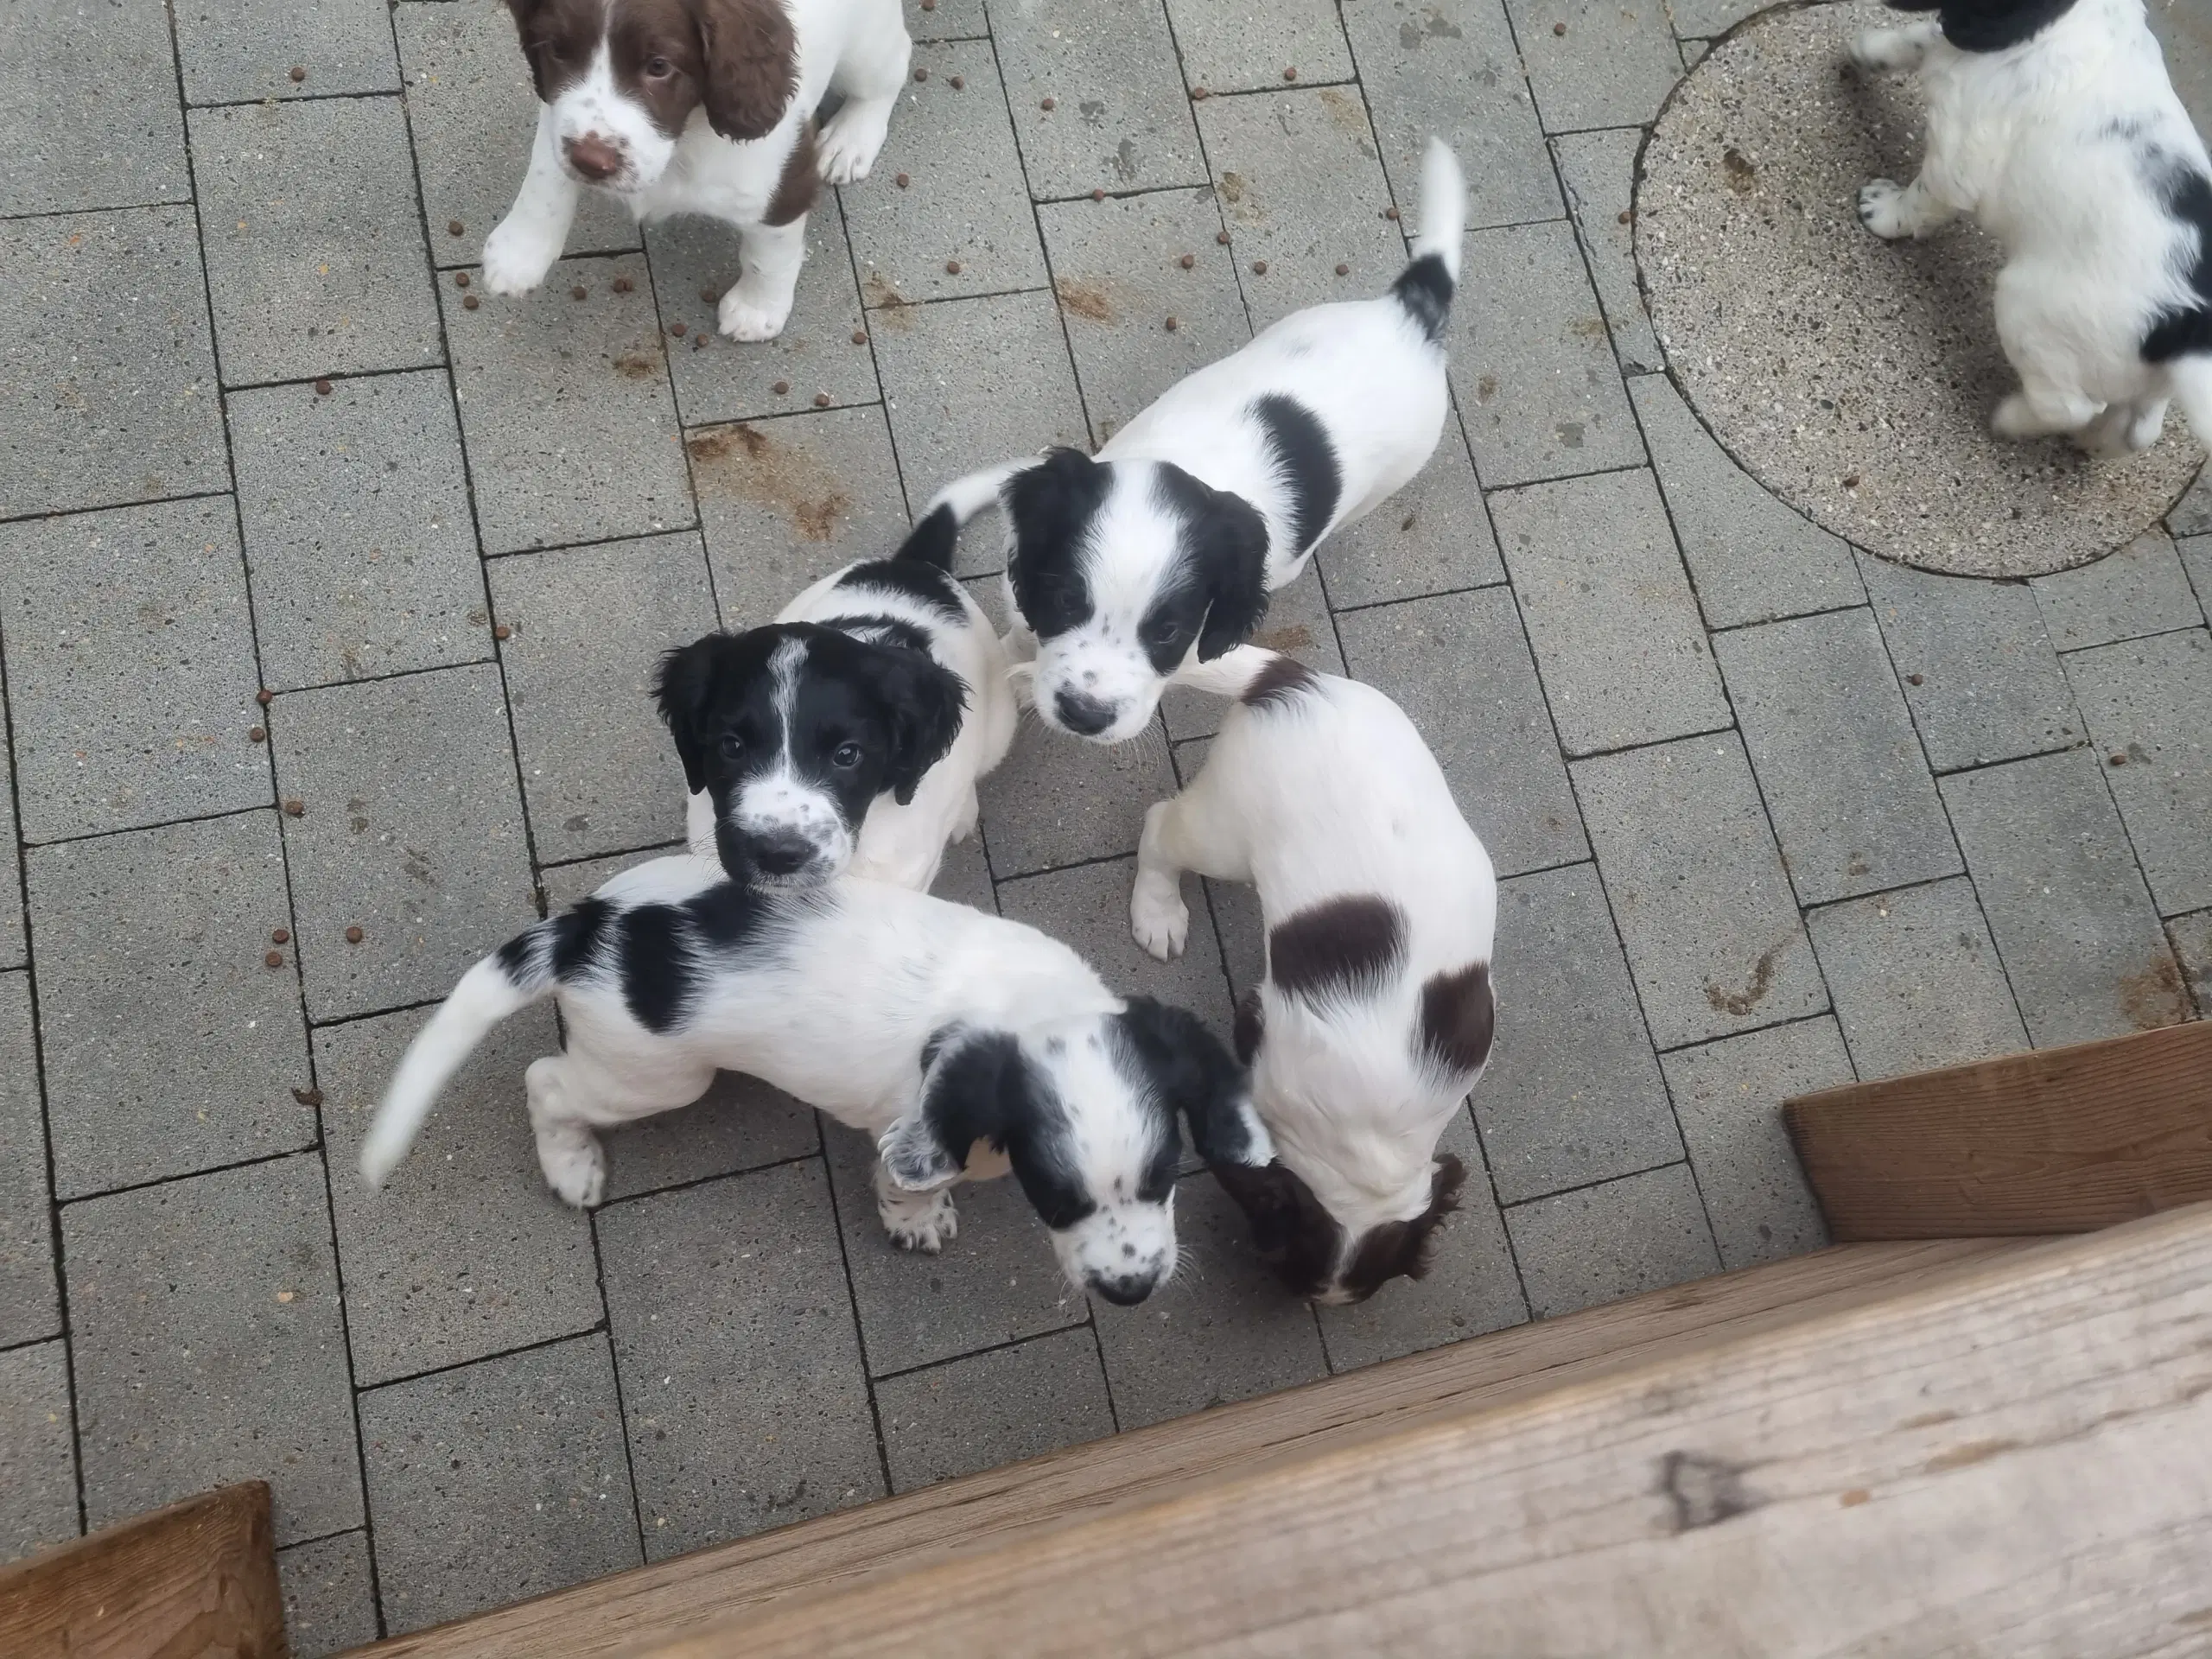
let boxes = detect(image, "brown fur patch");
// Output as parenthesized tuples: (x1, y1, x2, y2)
(1336, 1153, 1465, 1301)
(696, 0, 798, 142)
(1418, 961, 1494, 1077)
(1209, 1159, 1344, 1299)
(1240, 652, 1320, 710)
(764, 117, 819, 226)
(1268, 894, 1405, 1003)
(1232, 986, 1264, 1065)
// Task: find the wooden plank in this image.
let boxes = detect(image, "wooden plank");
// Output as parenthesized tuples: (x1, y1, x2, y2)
(0, 1481, 285, 1659)
(354, 1238, 2023, 1659)
(635, 1204, 2212, 1659)
(1784, 1020, 2212, 1240)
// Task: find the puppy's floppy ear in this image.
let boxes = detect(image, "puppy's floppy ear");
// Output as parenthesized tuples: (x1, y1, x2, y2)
(1210, 1159, 1327, 1262)
(504, 0, 557, 101)
(880, 1027, 1020, 1191)
(1117, 995, 1273, 1167)
(688, 0, 798, 143)
(866, 647, 969, 806)
(1004, 448, 1111, 617)
(1194, 488, 1271, 661)
(653, 635, 724, 794)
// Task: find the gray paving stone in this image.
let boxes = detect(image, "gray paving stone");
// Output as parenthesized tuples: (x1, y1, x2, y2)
(1036, 188, 1252, 445)
(0, 0, 187, 216)
(0, 1341, 77, 1567)
(995, 0, 1205, 200)
(1165, 0, 1354, 92)
(1554, 130, 1660, 373)
(230, 371, 489, 691)
(932, 825, 997, 913)
(29, 813, 314, 1198)
(1630, 374, 1863, 630)
(395, 0, 637, 265)
(875, 291, 1088, 527)
(489, 532, 717, 862)
(1341, 0, 1560, 232)
(1942, 748, 2191, 1046)
(315, 1004, 602, 1387)
(0, 498, 266, 842)
(1573, 734, 1826, 1051)
(908, 0, 985, 37)
(1504, 0, 1681, 131)
(276, 1531, 382, 1659)
(0, 208, 226, 519)
(876, 1327, 1116, 1492)
(1194, 87, 1408, 330)
(1505, 1162, 1720, 1319)
(1161, 567, 1343, 741)
(979, 710, 1177, 878)
(1660, 1019, 1847, 1271)
(189, 99, 440, 385)
(1857, 555, 2079, 773)
(1808, 878, 2028, 1082)
(1314, 1109, 1528, 1371)
(0, 975, 54, 1348)
(823, 1121, 1087, 1376)
(2032, 530, 2205, 652)
(1716, 610, 1962, 906)
(691, 407, 919, 614)
(645, 202, 879, 429)
(1476, 864, 1681, 1204)
(1680, 37, 1711, 70)
(360, 1334, 639, 1634)
(2172, 468, 2212, 538)
(999, 855, 1237, 1046)
(175, 0, 400, 104)
(65, 1152, 362, 1544)
(1316, 423, 1506, 609)
(1335, 590, 1586, 877)
(843, 40, 1046, 306)
(2183, 536, 2212, 613)
(2065, 629, 2212, 916)
(273, 662, 535, 1022)
(598, 1162, 882, 1559)
(2168, 910, 2212, 1017)
(447, 252, 695, 555)
(1450, 221, 1643, 487)
(1491, 468, 1730, 755)
(0, 721, 19, 970)
(1093, 1172, 1329, 1429)
(1669, 0, 1767, 37)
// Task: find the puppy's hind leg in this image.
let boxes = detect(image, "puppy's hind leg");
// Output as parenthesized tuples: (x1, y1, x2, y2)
(1850, 19, 1942, 72)
(1132, 769, 1251, 962)
(525, 1056, 610, 1209)
(874, 1157, 957, 1252)
(1992, 384, 2103, 441)
(817, 0, 910, 185)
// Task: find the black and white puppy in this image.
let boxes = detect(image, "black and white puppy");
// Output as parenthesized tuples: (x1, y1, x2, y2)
(486, 0, 909, 340)
(661, 508, 1017, 892)
(1130, 651, 1496, 1305)
(918, 138, 1467, 746)
(1851, 0, 2212, 451)
(359, 857, 1271, 1304)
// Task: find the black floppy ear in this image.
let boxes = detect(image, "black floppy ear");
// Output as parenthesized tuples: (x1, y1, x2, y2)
(880, 1028, 1020, 1191)
(1209, 1160, 1309, 1256)
(689, 0, 799, 142)
(1117, 995, 1272, 1167)
(653, 635, 724, 794)
(1004, 448, 1111, 620)
(1196, 490, 1271, 660)
(868, 648, 969, 807)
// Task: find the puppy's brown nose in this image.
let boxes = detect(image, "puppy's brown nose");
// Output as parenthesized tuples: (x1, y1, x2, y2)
(566, 133, 622, 181)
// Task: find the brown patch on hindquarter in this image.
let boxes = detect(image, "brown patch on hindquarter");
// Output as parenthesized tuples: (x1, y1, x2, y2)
(764, 118, 818, 226)
(1053, 277, 1116, 322)
(687, 421, 849, 540)
(1418, 961, 1494, 1077)
(1268, 894, 1407, 1003)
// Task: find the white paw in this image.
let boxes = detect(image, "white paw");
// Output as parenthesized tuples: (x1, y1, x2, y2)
(1129, 872, 1190, 962)
(880, 1185, 958, 1253)
(1857, 180, 1916, 240)
(480, 216, 563, 296)
(817, 107, 893, 186)
(1847, 29, 1889, 68)
(1990, 393, 2048, 440)
(537, 1128, 607, 1209)
(717, 283, 794, 342)
(2125, 404, 2169, 452)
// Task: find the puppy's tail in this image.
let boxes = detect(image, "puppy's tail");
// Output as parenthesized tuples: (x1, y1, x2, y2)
(1389, 138, 1465, 345)
(1173, 645, 1309, 702)
(902, 460, 1035, 569)
(357, 929, 559, 1190)
(2171, 356, 2212, 453)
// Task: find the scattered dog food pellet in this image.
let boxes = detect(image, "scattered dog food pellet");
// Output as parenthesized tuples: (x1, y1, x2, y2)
(1164, 315, 1179, 331)
(701, 286, 717, 302)
(693, 334, 707, 350)
(1217, 230, 1231, 244)
(1618, 210, 1631, 225)
(914, 67, 927, 80)
(1336, 262, 1351, 276)
(448, 219, 465, 236)
(1040, 97, 1055, 111)
(257, 688, 273, 705)
(1192, 86, 1210, 99)
(571, 283, 588, 300)
(1282, 66, 1297, 79)
(773, 378, 791, 394)
(896, 171, 911, 188)
(314, 378, 332, 396)
(462, 293, 480, 309)
(2110, 753, 2127, 766)
(1384, 206, 1400, 219)
(1842, 473, 1861, 487)
(289, 65, 307, 82)
(950, 74, 964, 89)
(493, 622, 512, 640)
(1179, 253, 1195, 269)
(814, 391, 831, 406)
(612, 275, 633, 293)
(921, 0, 935, 9)
(1252, 259, 1268, 274)
(292, 1086, 322, 1107)
(1553, 20, 1567, 33)
(265, 950, 285, 969)
(1905, 672, 1924, 685)
(945, 258, 962, 273)
(454, 271, 470, 288)
(1091, 188, 1106, 201)
(283, 798, 304, 816)
(670, 321, 687, 335)
(274, 928, 290, 944)
(345, 926, 365, 944)
(248, 726, 267, 743)
(851, 328, 868, 344)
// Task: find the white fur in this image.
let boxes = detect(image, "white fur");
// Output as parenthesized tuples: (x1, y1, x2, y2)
(1851, 0, 2212, 450)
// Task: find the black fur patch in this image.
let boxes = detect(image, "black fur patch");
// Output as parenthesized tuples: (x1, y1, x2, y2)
(893, 500, 962, 574)
(550, 897, 613, 981)
(1336, 1154, 1466, 1301)
(2143, 162, 2212, 364)
(1248, 394, 1342, 556)
(1148, 463, 1271, 662)
(1389, 251, 1456, 344)
(1268, 895, 1408, 1004)
(832, 555, 967, 626)
(1240, 653, 1321, 711)
(1233, 986, 1265, 1066)
(1209, 1159, 1345, 1299)
(613, 883, 780, 1033)
(1418, 961, 1496, 1077)
(1005, 448, 1113, 638)
(1917, 0, 2079, 51)
(493, 926, 540, 985)
(922, 1030, 1104, 1230)
(830, 612, 937, 658)
(1117, 995, 1256, 1173)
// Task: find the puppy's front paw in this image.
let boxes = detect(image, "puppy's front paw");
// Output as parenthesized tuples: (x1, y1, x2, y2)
(1849, 24, 1930, 72)
(1129, 871, 1190, 962)
(481, 216, 563, 296)
(817, 105, 893, 186)
(536, 1126, 607, 1209)
(1857, 179, 1916, 240)
(717, 283, 795, 342)
(880, 1185, 958, 1253)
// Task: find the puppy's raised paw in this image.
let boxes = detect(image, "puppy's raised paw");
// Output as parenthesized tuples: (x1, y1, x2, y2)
(880, 1184, 958, 1254)
(480, 217, 563, 296)
(1857, 179, 1916, 240)
(1129, 871, 1191, 962)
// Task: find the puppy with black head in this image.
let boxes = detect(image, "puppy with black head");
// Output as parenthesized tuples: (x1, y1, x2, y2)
(916, 138, 1467, 746)
(659, 507, 1017, 893)
(1128, 650, 1497, 1306)
(359, 855, 1270, 1304)
(1850, 0, 2212, 452)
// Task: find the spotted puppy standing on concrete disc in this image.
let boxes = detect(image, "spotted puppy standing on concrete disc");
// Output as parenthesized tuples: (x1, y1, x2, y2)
(917, 138, 1467, 745)
(1129, 649, 1497, 1305)
(485, 0, 910, 339)
(661, 505, 1017, 893)
(1851, 0, 2212, 452)
(359, 857, 1270, 1304)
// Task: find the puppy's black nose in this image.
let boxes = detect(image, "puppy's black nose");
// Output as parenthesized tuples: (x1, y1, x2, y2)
(1089, 1272, 1158, 1307)
(747, 832, 817, 877)
(1053, 689, 1118, 736)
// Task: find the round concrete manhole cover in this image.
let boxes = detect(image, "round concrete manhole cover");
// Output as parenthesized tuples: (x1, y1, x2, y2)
(1637, 0, 2202, 577)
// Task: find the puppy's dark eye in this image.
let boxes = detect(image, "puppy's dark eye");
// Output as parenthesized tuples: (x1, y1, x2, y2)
(717, 732, 745, 760)
(831, 741, 863, 769)
(644, 55, 674, 79)
(1143, 616, 1186, 649)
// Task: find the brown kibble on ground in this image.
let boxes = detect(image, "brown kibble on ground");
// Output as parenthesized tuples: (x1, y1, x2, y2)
(946, 258, 963, 273)
(773, 379, 791, 394)
(571, 283, 588, 300)
(814, 391, 831, 406)
(1905, 672, 1924, 685)
(1618, 210, 1632, 225)
(265, 950, 285, 969)
(1283, 66, 1297, 79)
(1252, 260, 1268, 274)
(462, 293, 480, 309)
(2110, 753, 2128, 766)
(1091, 188, 1105, 201)
(346, 926, 365, 944)
(1842, 473, 1861, 487)
(613, 275, 633, 293)
(1217, 230, 1230, 244)
(1553, 20, 1567, 33)
(1385, 205, 1400, 219)
(493, 622, 512, 640)
(1164, 316, 1179, 332)
(271, 927, 289, 944)
(454, 271, 470, 288)
(950, 74, 964, 89)
(248, 726, 266, 743)
(289, 66, 307, 82)
(448, 219, 465, 236)
(896, 172, 911, 188)
(1335, 262, 1351, 276)
(314, 378, 332, 395)
(921, 0, 935, 9)
(292, 1086, 322, 1107)
(670, 321, 687, 335)
(702, 287, 717, 302)
(693, 335, 707, 350)
(257, 688, 273, 705)
(1040, 97, 1055, 111)
(1192, 86, 1209, 99)
(283, 798, 304, 816)
(914, 67, 927, 80)
(851, 328, 868, 344)
(1179, 253, 1195, 269)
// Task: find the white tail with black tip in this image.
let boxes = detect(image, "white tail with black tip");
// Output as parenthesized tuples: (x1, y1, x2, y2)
(1390, 138, 1466, 344)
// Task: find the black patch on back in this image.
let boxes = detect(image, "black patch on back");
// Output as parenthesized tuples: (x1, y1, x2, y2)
(1268, 895, 1408, 1004)
(1248, 394, 1342, 556)
(2143, 162, 2212, 364)
(1389, 251, 1456, 344)
(1418, 961, 1496, 1077)
(1233, 987, 1265, 1066)
(830, 612, 936, 658)
(1148, 463, 1271, 663)
(1240, 653, 1321, 710)
(550, 897, 613, 980)
(1925, 0, 2078, 51)
(493, 926, 540, 985)
(832, 555, 967, 626)
(1336, 1154, 1466, 1302)
(617, 904, 694, 1033)
(1006, 448, 1114, 638)
(892, 501, 962, 574)
(1209, 1159, 1345, 1300)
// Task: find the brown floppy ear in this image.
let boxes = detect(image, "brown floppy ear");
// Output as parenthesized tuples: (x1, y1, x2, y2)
(690, 0, 799, 143)
(504, 0, 557, 102)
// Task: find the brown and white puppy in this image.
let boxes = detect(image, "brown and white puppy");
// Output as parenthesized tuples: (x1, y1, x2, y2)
(1130, 650, 1497, 1305)
(485, 0, 909, 339)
